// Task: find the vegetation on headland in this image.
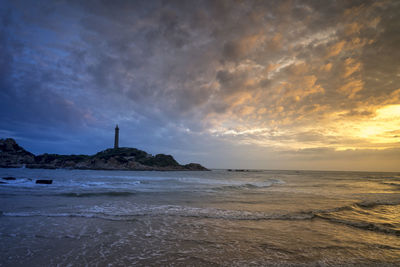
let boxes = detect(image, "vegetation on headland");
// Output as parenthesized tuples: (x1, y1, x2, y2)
(0, 138, 208, 171)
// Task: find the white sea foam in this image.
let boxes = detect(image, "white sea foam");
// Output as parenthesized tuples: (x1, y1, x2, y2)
(1, 203, 311, 221)
(0, 171, 284, 195)
(3, 199, 400, 236)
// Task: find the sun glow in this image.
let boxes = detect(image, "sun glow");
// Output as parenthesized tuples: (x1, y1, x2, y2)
(209, 105, 400, 151)
(376, 104, 400, 119)
(332, 104, 400, 150)
(358, 105, 400, 140)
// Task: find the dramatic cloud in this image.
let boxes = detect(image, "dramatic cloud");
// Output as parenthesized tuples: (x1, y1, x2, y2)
(1, 0, 399, 171)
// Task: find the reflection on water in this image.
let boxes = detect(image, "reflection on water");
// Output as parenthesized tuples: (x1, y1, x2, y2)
(1, 169, 400, 265)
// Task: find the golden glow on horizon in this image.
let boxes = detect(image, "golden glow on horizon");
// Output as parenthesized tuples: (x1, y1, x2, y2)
(210, 104, 400, 151)
(357, 105, 400, 141)
(376, 104, 400, 119)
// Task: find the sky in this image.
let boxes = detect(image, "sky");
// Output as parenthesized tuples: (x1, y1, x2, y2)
(1, 0, 400, 171)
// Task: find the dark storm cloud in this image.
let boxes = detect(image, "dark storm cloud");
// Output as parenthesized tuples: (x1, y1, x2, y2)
(0, 1, 97, 152)
(1, 0, 399, 170)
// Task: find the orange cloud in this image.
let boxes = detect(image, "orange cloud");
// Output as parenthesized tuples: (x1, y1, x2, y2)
(239, 105, 256, 116)
(369, 17, 381, 28)
(268, 33, 283, 51)
(283, 75, 325, 101)
(348, 37, 368, 50)
(338, 78, 364, 98)
(320, 63, 332, 72)
(241, 33, 265, 52)
(257, 107, 267, 114)
(326, 40, 346, 58)
(343, 58, 361, 78)
(287, 62, 309, 75)
(265, 63, 279, 74)
(345, 22, 362, 36)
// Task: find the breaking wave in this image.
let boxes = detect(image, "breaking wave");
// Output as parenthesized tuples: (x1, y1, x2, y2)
(3, 199, 399, 235)
(315, 200, 400, 236)
(57, 191, 137, 197)
(213, 179, 284, 191)
(0, 206, 314, 221)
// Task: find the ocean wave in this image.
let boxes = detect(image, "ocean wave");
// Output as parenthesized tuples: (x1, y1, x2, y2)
(3, 199, 399, 236)
(380, 181, 400, 189)
(314, 200, 400, 236)
(57, 191, 137, 197)
(212, 179, 284, 191)
(73, 180, 142, 188)
(0, 178, 142, 189)
(315, 214, 400, 236)
(0, 178, 34, 185)
(0, 206, 314, 221)
(0, 175, 285, 191)
(354, 199, 400, 208)
(214, 184, 265, 191)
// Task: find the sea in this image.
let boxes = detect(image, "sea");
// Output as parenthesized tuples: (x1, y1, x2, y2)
(0, 168, 399, 266)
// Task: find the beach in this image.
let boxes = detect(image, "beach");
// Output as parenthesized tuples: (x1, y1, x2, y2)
(1, 168, 400, 266)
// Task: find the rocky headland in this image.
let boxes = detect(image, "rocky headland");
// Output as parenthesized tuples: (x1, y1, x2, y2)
(0, 138, 208, 171)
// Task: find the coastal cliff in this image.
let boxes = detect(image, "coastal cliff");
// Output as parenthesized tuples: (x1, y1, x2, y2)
(0, 138, 208, 171)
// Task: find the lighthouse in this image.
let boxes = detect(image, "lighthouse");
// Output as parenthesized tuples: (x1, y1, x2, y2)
(114, 124, 119, 149)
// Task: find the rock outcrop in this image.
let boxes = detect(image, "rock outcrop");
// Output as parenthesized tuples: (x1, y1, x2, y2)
(0, 138, 208, 171)
(0, 138, 35, 168)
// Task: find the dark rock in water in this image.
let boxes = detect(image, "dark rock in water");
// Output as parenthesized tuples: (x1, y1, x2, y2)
(2, 177, 16, 180)
(36, 179, 53, 184)
(1, 138, 208, 171)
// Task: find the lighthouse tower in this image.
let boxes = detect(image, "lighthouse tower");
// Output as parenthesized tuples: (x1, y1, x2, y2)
(114, 124, 119, 149)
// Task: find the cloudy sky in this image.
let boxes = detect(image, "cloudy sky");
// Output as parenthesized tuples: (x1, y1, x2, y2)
(1, 0, 400, 171)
